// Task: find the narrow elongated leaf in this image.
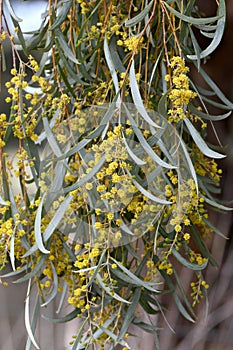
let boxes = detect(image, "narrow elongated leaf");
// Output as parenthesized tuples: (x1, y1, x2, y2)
(104, 35, 120, 105)
(159, 269, 195, 322)
(25, 294, 40, 350)
(164, 2, 222, 25)
(201, 195, 233, 211)
(118, 288, 141, 340)
(94, 323, 130, 347)
(190, 226, 217, 266)
(125, 109, 175, 169)
(87, 313, 117, 343)
(129, 62, 161, 128)
(50, 0, 72, 30)
(43, 117, 62, 157)
(178, 136, 198, 194)
(14, 255, 47, 283)
(81, 250, 107, 289)
(188, 0, 226, 60)
(0, 264, 29, 278)
(25, 280, 40, 349)
(184, 118, 225, 159)
(10, 229, 16, 271)
(11, 18, 28, 54)
(195, 64, 233, 109)
(189, 26, 201, 71)
(189, 104, 231, 121)
(173, 268, 196, 318)
(202, 217, 228, 239)
(172, 248, 208, 270)
(5, 0, 22, 21)
(63, 156, 106, 194)
(34, 194, 50, 254)
(23, 195, 73, 257)
(42, 309, 80, 323)
(200, 31, 215, 38)
(96, 272, 131, 304)
(173, 291, 195, 322)
(55, 29, 80, 64)
(71, 318, 89, 350)
(56, 281, 68, 314)
(127, 170, 171, 204)
(122, 135, 146, 165)
(125, 0, 154, 27)
(110, 257, 160, 293)
(41, 262, 58, 307)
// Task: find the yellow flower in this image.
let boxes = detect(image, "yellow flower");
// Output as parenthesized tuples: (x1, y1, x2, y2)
(183, 233, 190, 241)
(175, 224, 182, 233)
(94, 222, 103, 229)
(85, 182, 93, 190)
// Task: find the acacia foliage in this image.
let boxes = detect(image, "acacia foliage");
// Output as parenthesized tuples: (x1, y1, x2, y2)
(0, 1, 232, 349)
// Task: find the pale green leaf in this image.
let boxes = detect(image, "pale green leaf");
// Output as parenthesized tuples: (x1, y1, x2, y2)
(189, 104, 231, 121)
(25, 294, 40, 350)
(188, 0, 226, 60)
(43, 117, 62, 157)
(184, 118, 225, 159)
(25, 280, 40, 349)
(34, 194, 50, 254)
(164, 2, 222, 25)
(118, 288, 141, 340)
(129, 62, 161, 128)
(63, 156, 106, 194)
(55, 28, 80, 64)
(172, 248, 208, 271)
(5, 0, 22, 21)
(104, 35, 120, 104)
(42, 309, 80, 323)
(110, 257, 160, 293)
(50, 0, 72, 30)
(122, 134, 146, 165)
(41, 261, 58, 307)
(125, 0, 154, 27)
(96, 272, 131, 304)
(201, 195, 233, 211)
(125, 108, 176, 169)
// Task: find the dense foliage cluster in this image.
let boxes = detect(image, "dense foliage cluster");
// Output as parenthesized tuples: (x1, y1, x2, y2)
(0, 0, 232, 349)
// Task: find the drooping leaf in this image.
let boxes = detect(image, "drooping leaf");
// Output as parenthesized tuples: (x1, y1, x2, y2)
(129, 62, 161, 128)
(23, 195, 73, 257)
(5, 0, 22, 22)
(104, 35, 120, 105)
(125, 0, 154, 27)
(118, 288, 141, 340)
(25, 279, 40, 350)
(50, 0, 72, 30)
(188, 0, 226, 60)
(184, 118, 225, 159)
(164, 2, 222, 25)
(34, 193, 50, 254)
(172, 248, 208, 271)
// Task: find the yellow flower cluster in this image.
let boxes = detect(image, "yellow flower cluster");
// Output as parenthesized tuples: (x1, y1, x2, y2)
(190, 274, 209, 307)
(165, 57, 196, 123)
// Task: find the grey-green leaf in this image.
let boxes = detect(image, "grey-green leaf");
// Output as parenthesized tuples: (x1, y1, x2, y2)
(125, 0, 154, 27)
(34, 194, 50, 254)
(184, 118, 225, 159)
(25, 279, 40, 349)
(164, 2, 222, 25)
(172, 248, 208, 270)
(188, 0, 226, 60)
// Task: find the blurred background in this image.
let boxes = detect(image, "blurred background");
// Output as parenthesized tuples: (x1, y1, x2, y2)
(0, 1, 233, 349)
